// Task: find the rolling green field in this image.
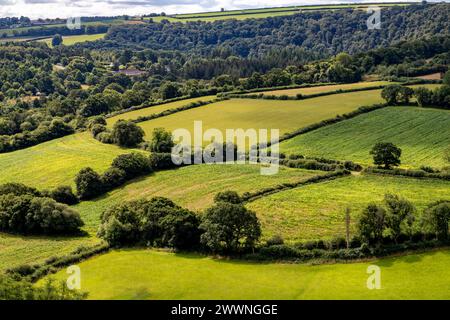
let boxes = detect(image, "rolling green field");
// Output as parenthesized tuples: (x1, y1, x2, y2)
(42, 33, 106, 47)
(0, 233, 100, 271)
(106, 95, 217, 125)
(0, 132, 141, 189)
(258, 81, 394, 96)
(42, 248, 450, 300)
(247, 174, 450, 242)
(150, 3, 411, 22)
(75, 165, 321, 231)
(136, 90, 385, 139)
(279, 107, 450, 168)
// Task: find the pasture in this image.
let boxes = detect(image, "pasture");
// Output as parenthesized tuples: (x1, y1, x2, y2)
(106, 95, 217, 125)
(0, 132, 141, 190)
(75, 164, 321, 231)
(247, 174, 450, 242)
(136, 90, 386, 139)
(0, 233, 100, 271)
(42, 33, 106, 47)
(279, 106, 450, 168)
(257, 81, 393, 96)
(42, 248, 450, 300)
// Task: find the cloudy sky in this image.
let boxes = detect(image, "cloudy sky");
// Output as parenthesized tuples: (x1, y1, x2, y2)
(0, 0, 441, 19)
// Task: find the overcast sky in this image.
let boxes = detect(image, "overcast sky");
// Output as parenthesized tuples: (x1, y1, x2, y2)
(0, 0, 443, 19)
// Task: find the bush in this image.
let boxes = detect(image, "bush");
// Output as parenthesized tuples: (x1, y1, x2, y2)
(148, 152, 178, 171)
(200, 202, 261, 253)
(90, 124, 107, 138)
(49, 185, 79, 205)
(423, 201, 450, 241)
(0, 182, 41, 197)
(0, 194, 84, 235)
(266, 235, 284, 246)
(111, 152, 152, 179)
(214, 191, 242, 204)
(101, 167, 127, 188)
(148, 128, 174, 153)
(110, 120, 144, 147)
(98, 197, 200, 249)
(95, 131, 114, 144)
(75, 167, 104, 200)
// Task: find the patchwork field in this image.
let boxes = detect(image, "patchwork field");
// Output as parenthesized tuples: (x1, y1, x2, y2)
(247, 174, 450, 242)
(42, 33, 106, 47)
(0, 233, 100, 271)
(106, 95, 217, 125)
(75, 164, 321, 231)
(42, 248, 450, 300)
(0, 132, 141, 189)
(257, 81, 393, 96)
(136, 90, 386, 139)
(279, 107, 450, 168)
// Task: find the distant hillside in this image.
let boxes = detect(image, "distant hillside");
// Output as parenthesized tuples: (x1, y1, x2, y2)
(88, 3, 449, 57)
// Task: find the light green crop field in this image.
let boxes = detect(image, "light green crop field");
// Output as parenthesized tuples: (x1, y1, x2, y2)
(0, 132, 141, 189)
(42, 248, 450, 300)
(136, 90, 385, 140)
(42, 33, 106, 47)
(75, 164, 321, 231)
(106, 95, 217, 125)
(258, 81, 394, 96)
(247, 174, 450, 242)
(0, 233, 101, 271)
(279, 106, 450, 168)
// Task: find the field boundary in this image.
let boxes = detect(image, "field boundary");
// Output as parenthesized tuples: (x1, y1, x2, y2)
(242, 169, 350, 203)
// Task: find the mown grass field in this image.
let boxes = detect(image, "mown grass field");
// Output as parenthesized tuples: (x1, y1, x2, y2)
(279, 106, 450, 168)
(42, 33, 106, 47)
(136, 90, 386, 139)
(247, 174, 450, 242)
(106, 95, 217, 125)
(0, 233, 101, 271)
(258, 81, 393, 96)
(0, 132, 140, 189)
(42, 248, 450, 300)
(75, 164, 321, 231)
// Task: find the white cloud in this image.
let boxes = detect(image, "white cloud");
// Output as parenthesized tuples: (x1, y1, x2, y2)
(0, 0, 443, 19)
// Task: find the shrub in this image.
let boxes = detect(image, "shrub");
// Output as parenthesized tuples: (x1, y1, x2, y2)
(95, 131, 114, 144)
(214, 191, 242, 204)
(0, 194, 84, 235)
(75, 167, 104, 200)
(101, 167, 127, 188)
(111, 152, 152, 179)
(357, 203, 387, 245)
(148, 152, 178, 171)
(200, 202, 261, 253)
(422, 201, 450, 241)
(110, 120, 144, 147)
(148, 127, 174, 153)
(0, 182, 41, 197)
(49, 185, 79, 205)
(266, 235, 284, 246)
(90, 124, 107, 138)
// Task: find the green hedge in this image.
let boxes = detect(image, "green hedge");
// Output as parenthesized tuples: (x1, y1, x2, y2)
(364, 167, 450, 181)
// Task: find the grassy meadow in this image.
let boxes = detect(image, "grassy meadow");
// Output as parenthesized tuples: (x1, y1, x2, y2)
(0, 132, 141, 189)
(42, 33, 106, 47)
(106, 95, 217, 125)
(279, 107, 450, 168)
(42, 248, 450, 300)
(0, 233, 101, 271)
(247, 174, 450, 242)
(75, 164, 321, 231)
(258, 81, 393, 96)
(136, 89, 386, 139)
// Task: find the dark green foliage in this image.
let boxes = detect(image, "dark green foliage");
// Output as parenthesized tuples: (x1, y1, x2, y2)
(423, 201, 450, 240)
(148, 127, 174, 153)
(0, 194, 83, 235)
(200, 202, 261, 253)
(101, 167, 127, 188)
(110, 120, 144, 147)
(75, 167, 104, 200)
(0, 276, 87, 300)
(357, 203, 387, 245)
(214, 191, 242, 204)
(98, 197, 200, 249)
(384, 194, 416, 242)
(370, 142, 402, 169)
(148, 152, 178, 171)
(49, 185, 79, 205)
(111, 152, 152, 179)
(381, 84, 414, 105)
(51, 34, 63, 47)
(0, 182, 41, 197)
